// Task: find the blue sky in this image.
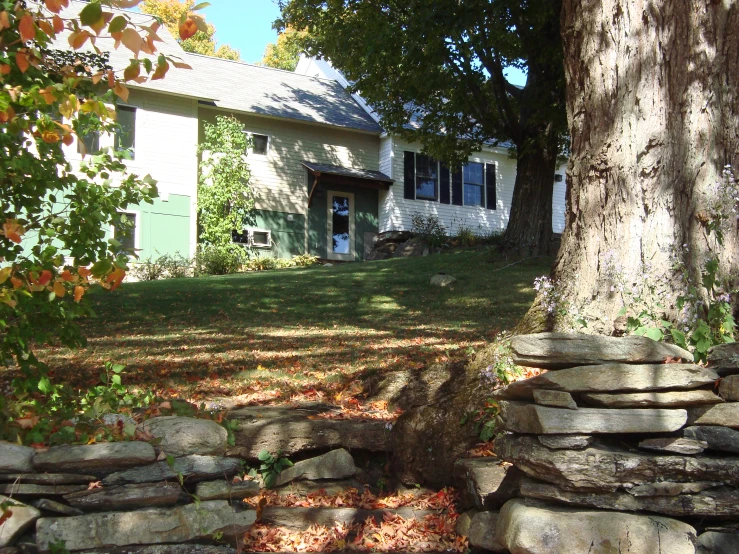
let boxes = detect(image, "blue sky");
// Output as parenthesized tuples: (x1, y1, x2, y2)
(192, 1, 527, 85)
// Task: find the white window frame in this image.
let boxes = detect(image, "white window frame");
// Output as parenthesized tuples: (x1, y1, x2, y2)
(244, 131, 270, 157)
(110, 210, 140, 251)
(414, 153, 439, 201)
(327, 190, 355, 261)
(462, 161, 486, 207)
(249, 228, 272, 248)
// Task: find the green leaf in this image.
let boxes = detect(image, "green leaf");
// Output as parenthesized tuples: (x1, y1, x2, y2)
(263, 472, 276, 489)
(644, 327, 664, 341)
(79, 2, 103, 27)
(257, 449, 272, 462)
(38, 376, 53, 394)
(112, 364, 125, 374)
(108, 15, 127, 33)
(191, 2, 212, 11)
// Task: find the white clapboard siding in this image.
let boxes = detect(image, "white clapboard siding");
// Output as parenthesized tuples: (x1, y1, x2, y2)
(205, 110, 381, 216)
(552, 163, 568, 234)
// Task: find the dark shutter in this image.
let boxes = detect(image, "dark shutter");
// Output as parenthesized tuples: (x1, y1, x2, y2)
(451, 167, 463, 206)
(439, 163, 451, 204)
(403, 151, 416, 200)
(486, 163, 497, 210)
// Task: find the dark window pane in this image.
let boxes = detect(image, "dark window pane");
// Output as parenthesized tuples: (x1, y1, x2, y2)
(232, 229, 250, 244)
(78, 131, 100, 155)
(463, 162, 484, 185)
(114, 106, 136, 156)
(416, 154, 437, 178)
(332, 196, 350, 254)
(416, 178, 437, 199)
(114, 213, 136, 250)
(252, 231, 270, 246)
(252, 134, 269, 155)
(464, 184, 484, 206)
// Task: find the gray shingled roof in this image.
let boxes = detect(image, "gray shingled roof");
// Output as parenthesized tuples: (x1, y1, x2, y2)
(302, 161, 393, 183)
(55, 2, 382, 133)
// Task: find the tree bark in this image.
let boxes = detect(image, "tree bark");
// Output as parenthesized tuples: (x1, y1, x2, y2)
(521, 0, 739, 333)
(503, 137, 558, 254)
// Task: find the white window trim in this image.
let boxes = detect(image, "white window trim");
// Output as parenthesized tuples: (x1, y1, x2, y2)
(110, 210, 141, 252)
(114, 104, 137, 159)
(249, 227, 272, 248)
(327, 190, 355, 261)
(414, 153, 439, 201)
(244, 131, 270, 157)
(462, 160, 486, 208)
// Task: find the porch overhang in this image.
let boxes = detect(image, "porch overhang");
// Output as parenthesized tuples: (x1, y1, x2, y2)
(303, 161, 393, 207)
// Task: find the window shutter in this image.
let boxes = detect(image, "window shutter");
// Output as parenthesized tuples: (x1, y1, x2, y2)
(486, 163, 497, 210)
(452, 167, 463, 206)
(403, 152, 416, 200)
(439, 163, 451, 204)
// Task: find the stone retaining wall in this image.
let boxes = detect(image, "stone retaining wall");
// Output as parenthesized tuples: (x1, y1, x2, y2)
(461, 333, 739, 554)
(0, 413, 357, 552)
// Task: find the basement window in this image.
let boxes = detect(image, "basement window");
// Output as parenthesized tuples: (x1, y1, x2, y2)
(244, 131, 270, 156)
(232, 228, 272, 248)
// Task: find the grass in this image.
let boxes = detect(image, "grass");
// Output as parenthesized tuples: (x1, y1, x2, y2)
(31, 250, 552, 405)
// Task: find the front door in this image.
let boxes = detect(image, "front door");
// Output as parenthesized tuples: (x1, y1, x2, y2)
(327, 191, 355, 261)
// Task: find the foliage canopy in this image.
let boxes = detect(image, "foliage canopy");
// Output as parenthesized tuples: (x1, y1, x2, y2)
(261, 26, 309, 71)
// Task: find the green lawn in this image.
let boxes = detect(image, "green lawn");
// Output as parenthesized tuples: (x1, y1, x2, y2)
(34, 250, 552, 404)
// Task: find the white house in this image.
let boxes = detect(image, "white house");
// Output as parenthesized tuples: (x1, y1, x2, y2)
(58, 1, 567, 262)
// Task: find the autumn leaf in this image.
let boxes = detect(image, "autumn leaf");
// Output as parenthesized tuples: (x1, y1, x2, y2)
(2, 220, 25, 244)
(54, 281, 66, 298)
(113, 82, 129, 102)
(15, 52, 29, 73)
(74, 285, 85, 303)
(18, 14, 36, 42)
(53, 15, 64, 34)
(178, 17, 198, 40)
(0, 11, 9, 30)
(41, 130, 60, 144)
(120, 28, 142, 55)
(38, 270, 53, 286)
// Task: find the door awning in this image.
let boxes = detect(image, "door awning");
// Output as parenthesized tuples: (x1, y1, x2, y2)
(303, 161, 394, 207)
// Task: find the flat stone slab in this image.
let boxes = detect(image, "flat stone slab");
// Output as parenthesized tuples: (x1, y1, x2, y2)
(259, 507, 435, 530)
(453, 458, 522, 510)
(64, 482, 183, 511)
(226, 405, 391, 459)
(36, 501, 256, 551)
(274, 448, 356, 487)
(639, 437, 707, 455)
(0, 483, 86, 496)
(684, 426, 739, 453)
(30, 498, 83, 516)
(467, 512, 506, 552)
(103, 455, 241, 486)
(0, 496, 41, 547)
(137, 417, 227, 457)
(520, 477, 739, 518)
(495, 433, 739, 491)
(689, 403, 739, 428)
(582, 389, 723, 408)
(538, 435, 593, 450)
(275, 479, 364, 496)
(510, 332, 693, 369)
(708, 343, 739, 375)
(697, 531, 739, 554)
(532, 390, 577, 410)
(629, 481, 723, 496)
(719, 375, 739, 401)
(496, 498, 696, 554)
(496, 363, 718, 399)
(195, 479, 259, 501)
(0, 473, 97, 485)
(499, 401, 687, 434)
(34, 442, 156, 474)
(0, 443, 33, 474)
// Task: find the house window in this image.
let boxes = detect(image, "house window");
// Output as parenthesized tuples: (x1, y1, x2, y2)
(415, 154, 438, 200)
(232, 228, 272, 248)
(78, 130, 100, 155)
(245, 131, 269, 156)
(463, 162, 485, 207)
(113, 212, 136, 251)
(114, 105, 136, 157)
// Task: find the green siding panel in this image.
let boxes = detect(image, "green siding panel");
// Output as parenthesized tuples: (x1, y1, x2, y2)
(120, 194, 192, 260)
(308, 183, 379, 261)
(252, 209, 306, 259)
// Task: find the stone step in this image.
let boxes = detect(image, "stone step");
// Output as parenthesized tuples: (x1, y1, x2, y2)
(226, 404, 391, 459)
(258, 506, 437, 531)
(453, 458, 522, 510)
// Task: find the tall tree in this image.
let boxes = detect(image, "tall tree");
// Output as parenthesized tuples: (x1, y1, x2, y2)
(521, 0, 739, 343)
(278, 0, 567, 254)
(261, 26, 309, 71)
(141, 0, 240, 60)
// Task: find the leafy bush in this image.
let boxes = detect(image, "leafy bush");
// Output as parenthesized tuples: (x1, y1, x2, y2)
(292, 253, 320, 267)
(132, 253, 192, 281)
(411, 213, 447, 248)
(132, 256, 167, 281)
(194, 244, 246, 276)
(455, 225, 476, 247)
(246, 255, 279, 271)
(250, 449, 294, 489)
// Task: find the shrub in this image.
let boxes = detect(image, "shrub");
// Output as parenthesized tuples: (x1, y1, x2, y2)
(131, 257, 167, 281)
(246, 255, 279, 271)
(292, 254, 320, 267)
(456, 225, 476, 247)
(411, 213, 447, 248)
(132, 253, 192, 281)
(195, 244, 247, 276)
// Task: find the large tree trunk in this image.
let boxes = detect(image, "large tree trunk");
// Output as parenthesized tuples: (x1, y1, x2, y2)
(503, 137, 558, 255)
(521, 0, 739, 333)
